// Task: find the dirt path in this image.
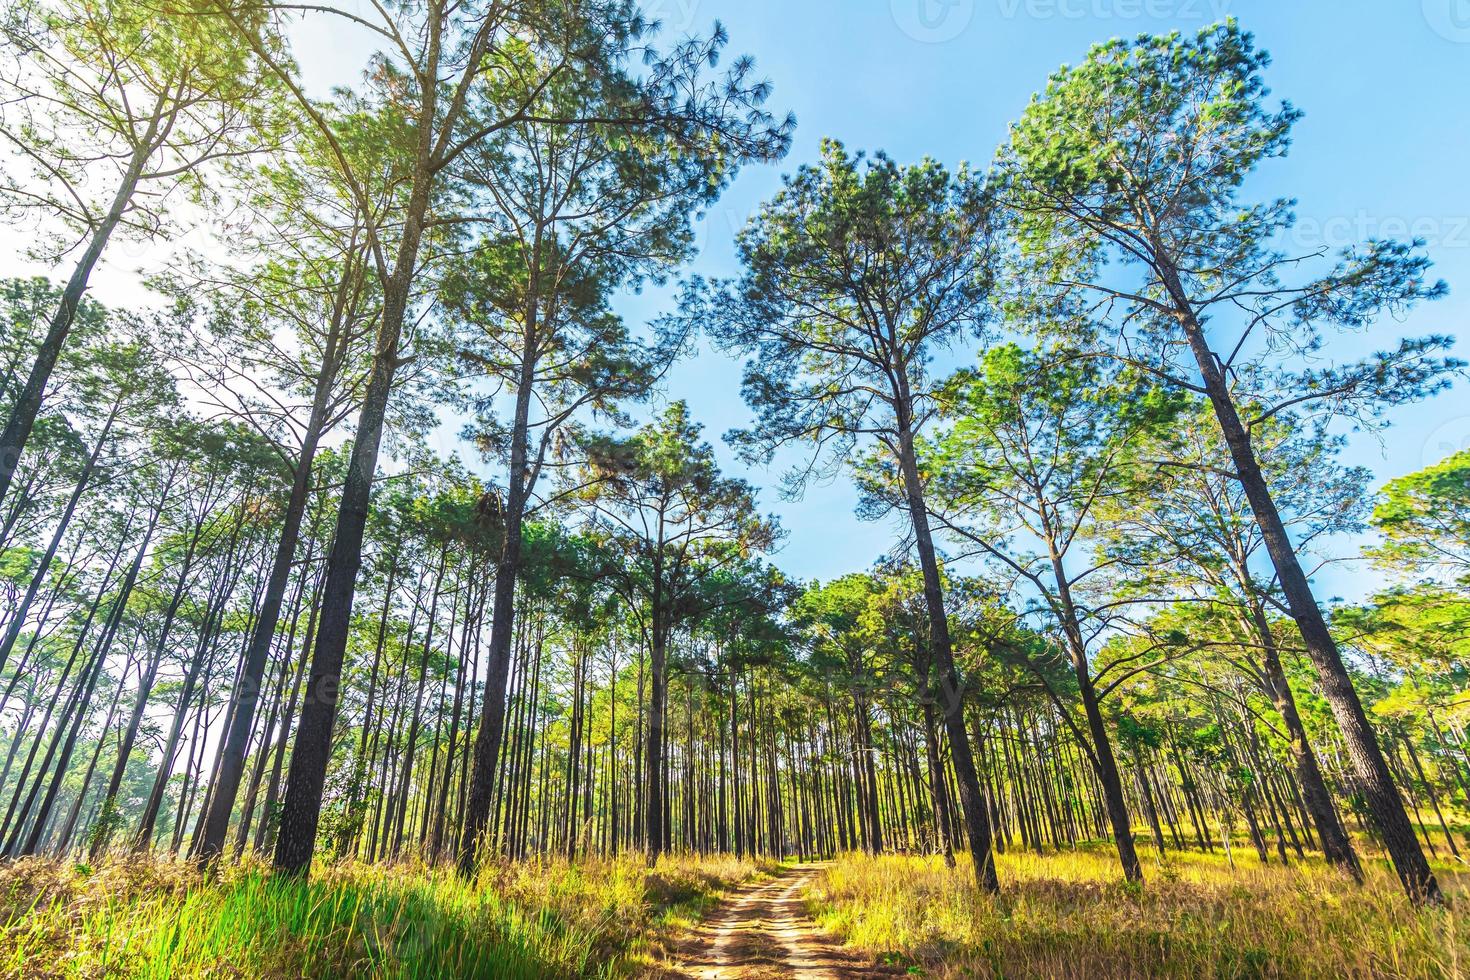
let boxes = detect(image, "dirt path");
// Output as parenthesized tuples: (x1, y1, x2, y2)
(662, 864, 903, 979)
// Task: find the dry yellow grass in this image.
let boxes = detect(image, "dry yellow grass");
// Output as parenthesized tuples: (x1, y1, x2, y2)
(806, 848, 1469, 979)
(6, 846, 1461, 977)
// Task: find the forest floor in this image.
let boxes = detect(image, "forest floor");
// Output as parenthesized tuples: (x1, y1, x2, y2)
(804, 846, 1470, 979)
(0, 845, 1466, 977)
(0, 852, 773, 978)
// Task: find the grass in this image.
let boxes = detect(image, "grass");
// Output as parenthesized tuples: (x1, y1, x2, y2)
(0, 852, 770, 978)
(7, 844, 1464, 978)
(805, 847, 1470, 979)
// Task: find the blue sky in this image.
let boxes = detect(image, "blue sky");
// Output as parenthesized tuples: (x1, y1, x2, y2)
(611, 0, 1470, 600)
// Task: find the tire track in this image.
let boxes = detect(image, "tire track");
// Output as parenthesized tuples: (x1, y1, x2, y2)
(664, 863, 902, 979)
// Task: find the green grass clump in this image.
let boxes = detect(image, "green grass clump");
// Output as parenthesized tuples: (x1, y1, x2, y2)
(0, 853, 764, 978)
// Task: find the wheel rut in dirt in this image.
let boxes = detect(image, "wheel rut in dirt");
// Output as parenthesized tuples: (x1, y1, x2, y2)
(663, 863, 904, 979)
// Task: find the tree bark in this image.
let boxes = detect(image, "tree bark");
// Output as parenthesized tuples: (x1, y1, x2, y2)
(194, 277, 350, 865)
(894, 395, 999, 893)
(1244, 597, 1361, 878)
(271, 247, 420, 875)
(1160, 269, 1439, 902)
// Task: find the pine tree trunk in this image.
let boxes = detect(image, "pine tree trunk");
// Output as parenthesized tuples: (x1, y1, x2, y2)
(1178, 316, 1436, 900)
(272, 275, 415, 875)
(645, 608, 667, 865)
(430, 575, 477, 859)
(1254, 617, 1361, 876)
(0, 397, 119, 675)
(14, 494, 165, 857)
(895, 400, 998, 893)
(921, 700, 956, 866)
(0, 121, 156, 508)
(195, 347, 340, 864)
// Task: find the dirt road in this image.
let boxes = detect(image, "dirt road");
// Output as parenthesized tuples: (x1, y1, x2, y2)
(662, 864, 904, 979)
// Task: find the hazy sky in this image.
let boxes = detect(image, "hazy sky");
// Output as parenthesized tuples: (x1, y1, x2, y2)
(10, 0, 1469, 602)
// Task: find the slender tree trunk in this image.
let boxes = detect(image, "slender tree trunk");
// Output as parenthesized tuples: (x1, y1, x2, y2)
(20, 624, 112, 856)
(921, 699, 955, 867)
(389, 549, 447, 856)
(1161, 258, 1440, 904)
(565, 639, 586, 859)
(645, 600, 668, 865)
(135, 556, 237, 849)
(1246, 599, 1361, 877)
(91, 509, 207, 858)
(53, 666, 128, 855)
(258, 564, 323, 854)
(894, 400, 998, 893)
(430, 574, 477, 859)
(1402, 733, 1460, 860)
(11, 490, 167, 857)
(195, 308, 345, 865)
(0, 397, 119, 675)
(0, 512, 137, 840)
(458, 283, 541, 874)
(0, 114, 159, 507)
(853, 692, 882, 853)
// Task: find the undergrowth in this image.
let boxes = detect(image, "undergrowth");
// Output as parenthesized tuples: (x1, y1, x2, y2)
(0, 852, 768, 978)
(807, 847, 1470, 979)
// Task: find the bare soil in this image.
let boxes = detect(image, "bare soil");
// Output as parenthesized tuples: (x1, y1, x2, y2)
(657, 863, 906, 979)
